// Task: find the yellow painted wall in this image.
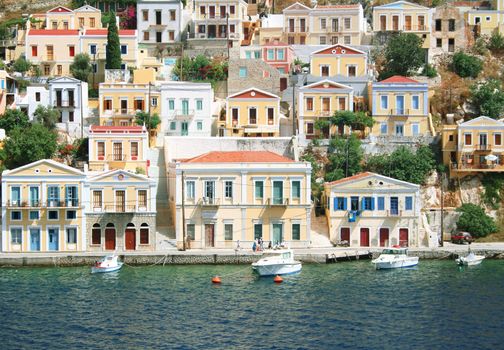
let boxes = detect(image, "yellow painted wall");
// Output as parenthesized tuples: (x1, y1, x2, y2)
(310, 55, 366, 77)
(89, 134, 148, 172)
(225, 97, 280, 136)
(374, 91, 427, 116)
(370, 115, 428, 137)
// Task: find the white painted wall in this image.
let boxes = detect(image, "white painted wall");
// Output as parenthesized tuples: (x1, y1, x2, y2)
(137, 0, 183, 44)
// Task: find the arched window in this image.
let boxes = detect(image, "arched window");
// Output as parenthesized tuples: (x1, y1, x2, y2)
(106, 223, 115, 228)
(140, 223, 149, 245)
(92, 223, 101, 245)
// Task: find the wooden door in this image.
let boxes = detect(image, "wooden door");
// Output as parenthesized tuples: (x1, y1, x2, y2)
(399, 228, 409, 247)
(322, 98, 330, 112)
(205, 224, 215, 247)
(360, 228, 370, 247)
(380, 16, 386, 31)
(113, 143, 123, 161)
(340, 227, 350, 242)
(125, 229, 136, 250)
(116, 190, 125, 212)
(405, 16, 411, 31)
(392, 16, 399, 31)
(280, 77, 287, 91)
(339, 98, 346, 110)
(379, 228, 389, 247)
(105, 228, 116, 250)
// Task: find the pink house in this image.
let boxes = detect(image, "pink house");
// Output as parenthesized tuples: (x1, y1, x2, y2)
(261, 41, 294, 75)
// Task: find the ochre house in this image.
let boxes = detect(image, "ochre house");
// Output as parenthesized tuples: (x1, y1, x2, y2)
(222, 88, 281, 137)
(442, 116, 504, 178)
(168, 151, 312, 249)
(309, 44, 368, 78)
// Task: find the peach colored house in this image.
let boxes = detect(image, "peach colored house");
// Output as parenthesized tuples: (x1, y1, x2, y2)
(261, 41, 294, 75)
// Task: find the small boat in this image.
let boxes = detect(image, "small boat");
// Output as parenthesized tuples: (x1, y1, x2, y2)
(371, 247, 419, 270)
(91, 255, 123, 273)
(456, 252, 485, 266)
(252, 249, 302, 276)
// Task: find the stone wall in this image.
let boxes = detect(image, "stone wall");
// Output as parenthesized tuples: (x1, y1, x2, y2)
(227, 58, 282, 95)
(430, 4, 467, 62)
(86, 213, 157, 252)
(361, 135, 438, 156)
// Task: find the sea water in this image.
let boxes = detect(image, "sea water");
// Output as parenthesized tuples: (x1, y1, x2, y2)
(1, 261, 503, 349)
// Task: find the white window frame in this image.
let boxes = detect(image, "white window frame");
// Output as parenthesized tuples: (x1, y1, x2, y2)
(412, 95, 420, 110)
(186, 180, 195, 199)
(290, 179, 302, 200)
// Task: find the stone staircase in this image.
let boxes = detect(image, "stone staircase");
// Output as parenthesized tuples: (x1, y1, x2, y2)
(310, 209, 333, 248)
(148, 146, 177, 250)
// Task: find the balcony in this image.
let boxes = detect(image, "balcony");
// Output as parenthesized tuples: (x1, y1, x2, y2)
(317, 110, 332, 117)
(268, 198, 289, 207)
(325, 26, 346, 33)
(102, 205, 148, 213)
(199, 12, 239, 20)
(286, 26, 309, 33)
(7, 199, 80, 208)
(7, 200, 41, 208)
(188, 32, 240, 40)
(54, 99, 76, 108)
(404, 25, 427, 32)
(390, 109, 409, 116)
(475, 144, 490, 151)
(171, 109, 195, 120)
(47, 199, 80, 208)
(199, 197, 220, 208)
(387, 209, 401, 217)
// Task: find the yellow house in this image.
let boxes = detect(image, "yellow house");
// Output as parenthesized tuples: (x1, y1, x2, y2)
(297, 80, 354, 141)
(372, 1, 431, 49)
(223, 87, 281, 137)
(309, 44, 368, 78)
(465, 10, 503, 38)
(0, 70, 16, 115)
(308, 4, 365, 46)
(85, 169, 157, 252)
(282, 2, 311, 45)
(369, 75, 430, 138)
(45, 5, 103, 30)
(88, 125, 149, 173)
(99, 69, 160, 126)
(168, 151, 312, 249)
(442, 116, 504, 178)
(323, 172, 431, 248)
(1, 159, 86, 253)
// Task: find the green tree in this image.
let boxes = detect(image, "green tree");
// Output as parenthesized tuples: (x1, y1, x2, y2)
(470, 79, 504, 118)
(70, 53, 92, 82)
(2, 124, 58, 169)
(33, 105, 60, 130)
(135, 111, 161, 130)
(487, 30, 504, 53)
(325, 134, 363, 182)
(451, 51, 483, 78)
(365, 145, 435, 185)
(456, 203, 498, 238)
(106, 12, 122, 69)
(381, 33, 425, 79)
(12, 57, 32, 77)
(0, 109, 30, 135)
(330, 110, 374, 133)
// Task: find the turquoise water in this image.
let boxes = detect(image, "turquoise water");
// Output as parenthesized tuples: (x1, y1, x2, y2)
(1, 261, 503, 349)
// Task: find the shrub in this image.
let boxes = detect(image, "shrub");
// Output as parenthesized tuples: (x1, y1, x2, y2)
(422, 63, 438, 78)
(456, 203, 498, 238)
(451, 51, 483, 78)
(470, 78, 504, 118)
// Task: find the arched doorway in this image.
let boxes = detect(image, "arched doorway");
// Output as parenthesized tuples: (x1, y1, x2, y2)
(92, 223, 101, 246)
(105, 223, 116, 250)
(125, 223, 136, 250)
(140, 223, 149, 245)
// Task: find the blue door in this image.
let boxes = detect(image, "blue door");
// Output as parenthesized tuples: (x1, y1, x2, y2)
(390, 197, 399, 215)
(30, 228, 40, 251)
(48, 228, 59, 251)
(396, 96, 404, 115)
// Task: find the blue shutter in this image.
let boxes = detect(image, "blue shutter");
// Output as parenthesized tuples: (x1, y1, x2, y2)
(370, 197, 375, 210)
(406, 196, 413, 210)
(343, 197, 347, 210)
(378, 197, 385, 210)
(333, 197, 337, 211)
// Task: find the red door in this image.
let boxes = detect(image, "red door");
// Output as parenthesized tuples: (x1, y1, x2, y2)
(125, 229, 136, 250)
(340, 227, 350, 242)
(105, 228, 116, 250)
(379, 228, 389, 247)
(360, 228, 370, 247)
(399, 228, 409, 247)
(280, 78, 287, 91)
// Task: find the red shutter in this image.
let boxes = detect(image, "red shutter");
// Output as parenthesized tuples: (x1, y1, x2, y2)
(32, 46, 38, 56)
(69, 46, 75, 57)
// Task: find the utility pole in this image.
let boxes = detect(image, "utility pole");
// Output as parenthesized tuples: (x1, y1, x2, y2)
(440, 172, 444, 247)
(181, 170, 186, 251)
(80, 81, 84, 138)
(180, 42, 184, 81)
(291, 81, 296, 136)
(226, 13, 230, 96)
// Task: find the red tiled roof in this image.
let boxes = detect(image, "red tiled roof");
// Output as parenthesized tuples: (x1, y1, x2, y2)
(48, 6, 72, 13)
(326, 172, 374, 186)
(181, 151, 294, 163)
(90, 125, 146, 133)
(314, 4, 360, 9)
(85, 29, 136, 36)
(379, 75, 420, 84)
(28, 29, 79, 36)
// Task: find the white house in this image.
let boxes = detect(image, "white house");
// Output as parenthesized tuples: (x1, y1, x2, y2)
(137, 0, 184, 46)
(16, 76, 88, 137)
(160, 81, 215, 137)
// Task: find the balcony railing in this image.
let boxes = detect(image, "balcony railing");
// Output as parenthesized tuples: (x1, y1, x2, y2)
(476, 144, 490, 151)
(199, 12, 238, 20)
(171, 109, 195, 119)
(268, 198, 289, 206)
(387, 209, 401, 217)
(325, 26, 347, 33)
(188, 32, 240, 40)
(199, 197, 220, 206)
(102, 205, 147, 213)
(287, 26, 309, 33)
(104, 108, 141, 117)
(390, 109, 409, 116)
(47, 199, 79, 208)
(54, 99, 75, 108)
(7, 199, 80, 208)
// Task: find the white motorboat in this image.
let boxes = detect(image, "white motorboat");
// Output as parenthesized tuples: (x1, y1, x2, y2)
(456, 252, 485, 266)
(91, 255, 123, 273)
(372, 247, 419, 270)
(252, 249, 302, 276)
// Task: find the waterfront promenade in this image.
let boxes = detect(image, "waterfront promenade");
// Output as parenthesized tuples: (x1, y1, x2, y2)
(1, 242, 504, 266)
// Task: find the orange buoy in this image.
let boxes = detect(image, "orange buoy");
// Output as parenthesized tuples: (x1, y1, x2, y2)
(273, 275, 283, 283)
(212, 276, 222, 284)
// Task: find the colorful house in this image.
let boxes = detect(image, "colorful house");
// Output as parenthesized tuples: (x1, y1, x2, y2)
(0, 70, 16, 115)
(88, 125, 149, 173)
(222, 88, 281, 137)
(372, 1, 431, 49)
(442, 116, 504, 178)
(282, 2, 311, 45)
(261, 41, 294, 75)
(168, 151, 312, 249)
(309, 44, 368, 78)
(1, 160, 87, 253)
(369, 75, 430, 138)
(85, 169, 157, 252)
(45, 5, 103, 30)
(297, 80, 354, 141)
(137, 0, 184, 46)
(323, 172, 425, 248)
